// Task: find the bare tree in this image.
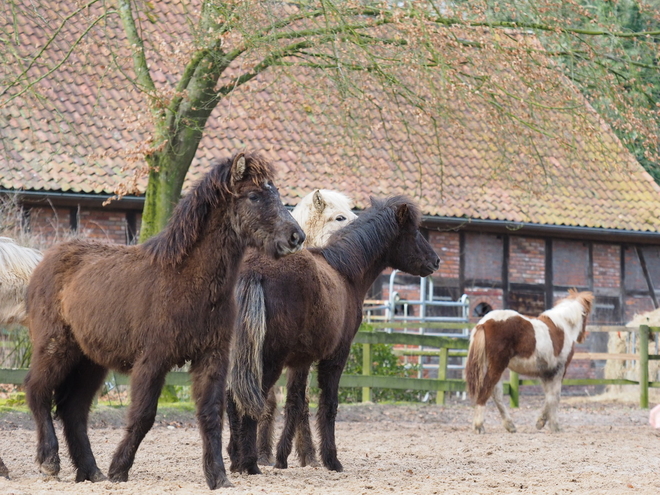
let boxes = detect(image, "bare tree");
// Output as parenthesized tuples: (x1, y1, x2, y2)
(2, 0, 659, 239)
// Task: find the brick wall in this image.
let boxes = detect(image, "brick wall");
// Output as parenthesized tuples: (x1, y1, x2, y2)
(593, 243, 620, 289)
(27, 205, 139, 246)
(553, 239, 589, 287)
(509, 236, 545, 284)
(28, 206, 73, 245)
(428, 231, 459, 279)
(78, 209, 132, 244)
(464, 287, 504, 322)
(464, 232, 503, 282)
(623, 246, 648, 291)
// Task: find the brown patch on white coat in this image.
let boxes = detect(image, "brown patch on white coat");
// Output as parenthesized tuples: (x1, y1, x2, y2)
(465, 290, 594, 434)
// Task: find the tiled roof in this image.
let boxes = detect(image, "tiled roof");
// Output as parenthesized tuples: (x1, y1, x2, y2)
(3, 1, 660, 233)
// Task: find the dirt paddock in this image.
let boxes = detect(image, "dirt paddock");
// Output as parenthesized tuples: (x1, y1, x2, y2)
(0, 397, 658, 494)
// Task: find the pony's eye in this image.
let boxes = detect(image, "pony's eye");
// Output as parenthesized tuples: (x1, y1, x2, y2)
(336, 215, 346, 222)
(248, 192, 260, 202)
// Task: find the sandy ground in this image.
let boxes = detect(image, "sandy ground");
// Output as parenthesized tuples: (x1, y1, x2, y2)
(0, 397, 659, 494)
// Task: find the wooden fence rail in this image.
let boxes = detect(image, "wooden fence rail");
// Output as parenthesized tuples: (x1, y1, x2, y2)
(1, 324, 659, 408)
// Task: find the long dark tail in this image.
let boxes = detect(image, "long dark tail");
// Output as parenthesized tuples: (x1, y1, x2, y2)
(465, 324, 487, 401)
(228, 271, 267, 419)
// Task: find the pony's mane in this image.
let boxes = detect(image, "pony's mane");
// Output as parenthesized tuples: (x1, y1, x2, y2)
(562, 289, 594, 316)
(318, 196, 420, 279)
(143, 152, 275, 266)
(0, 237, 43, 277)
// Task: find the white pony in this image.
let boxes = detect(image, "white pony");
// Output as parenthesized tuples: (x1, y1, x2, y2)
(256, 189, 357, 467)
(0, 237, 43, 326)
(291, 189, 357, 247)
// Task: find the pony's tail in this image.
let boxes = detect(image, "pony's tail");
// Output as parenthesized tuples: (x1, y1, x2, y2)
(228, 271, 267, 419)
(465, 324, 488, 401)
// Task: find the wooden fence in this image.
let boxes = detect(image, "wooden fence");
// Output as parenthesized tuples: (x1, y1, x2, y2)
(1, 324, 659, 408)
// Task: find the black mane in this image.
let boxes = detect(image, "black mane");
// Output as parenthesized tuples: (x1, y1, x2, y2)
(317, 196, 420, 279)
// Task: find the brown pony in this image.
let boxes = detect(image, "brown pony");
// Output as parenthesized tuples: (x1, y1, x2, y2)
(226, 196, 440, 475)
(465, 290, 594, 434)
(24, 152, 304, 489)
(257, 188, 357, 467)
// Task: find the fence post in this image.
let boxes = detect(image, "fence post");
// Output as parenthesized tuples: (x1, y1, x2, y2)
(436, 347, 448, 405)
(640, 325, 649, 409)
(362, 341, 372, 403)
(509, 371, 519, 408)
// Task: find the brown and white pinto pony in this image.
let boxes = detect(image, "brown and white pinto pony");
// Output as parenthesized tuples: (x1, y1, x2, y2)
(465, 290, 594, 434)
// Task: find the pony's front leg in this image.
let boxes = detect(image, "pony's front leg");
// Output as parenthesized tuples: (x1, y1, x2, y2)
(492, 379, 516, 433)
(108, 362, 168, 483)
(275, 367, 310, 469)
(316, 351, 349, 472)
(537, 374, 564, 433)
(190, 352, 233, 489)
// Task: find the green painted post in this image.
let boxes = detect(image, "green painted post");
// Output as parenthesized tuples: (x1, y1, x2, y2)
(436, 347, 448, 405)
(362, 342, 372, 403)
(640, 325, 649, 409)
(509, 371, 519, 408)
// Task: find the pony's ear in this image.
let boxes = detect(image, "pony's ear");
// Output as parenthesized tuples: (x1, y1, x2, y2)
(396, 203, 410, 225)
(230, 153, 247, 186)
(313, 190, 326, 213)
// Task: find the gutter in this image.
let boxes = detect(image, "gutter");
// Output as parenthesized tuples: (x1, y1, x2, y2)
(422, 215, 660, 244)
(0, 189, 145, 211)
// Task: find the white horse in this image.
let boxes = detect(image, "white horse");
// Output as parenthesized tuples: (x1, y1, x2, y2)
(291, 189, 357, 247)
(466, 290, 594, 433)
(0, 237, 43, 326)
(256, 189, 357, 466)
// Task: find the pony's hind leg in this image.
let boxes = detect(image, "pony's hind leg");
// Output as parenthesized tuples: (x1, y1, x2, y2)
(294, 392, 318, 467)
(107, 360, 168, 484)
(472, 361, 508, 434)
(55, 356, 108, 482)
(226, 389, 261, 475)
(25, 335, 82, 478)
(492, 379, 516, 433)
(275, 367, 310, 470)
(537, 374, 564, 433)
(256, 388, 277, 466)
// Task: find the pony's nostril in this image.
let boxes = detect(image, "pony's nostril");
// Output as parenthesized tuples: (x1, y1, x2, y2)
(289, 230, 304, 247)
(433, 257, 440, 269)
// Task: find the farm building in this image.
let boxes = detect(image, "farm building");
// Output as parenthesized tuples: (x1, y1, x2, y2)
(3, 1, 660, 338)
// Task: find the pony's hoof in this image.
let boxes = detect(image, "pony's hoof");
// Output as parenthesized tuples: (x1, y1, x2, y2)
(108, 471, 129, 483)
(257, 455, 273, 466)
(274, 460, 288, 470)
(246, 464, 262, 475)
(503, 421, 517, 433)
(473, 424, 486, 434)
(535, 418, 547, 430)
(207, 475, 233, 489)
(76, 467, 107, 483)
(325, 459, 343, 472)
(548, 424, 561, 433)
(39, 458, 60, 477)
(300, 457, 321, 468)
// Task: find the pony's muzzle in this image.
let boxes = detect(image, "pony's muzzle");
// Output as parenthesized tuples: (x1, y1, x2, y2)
(275, 226, 305, 257)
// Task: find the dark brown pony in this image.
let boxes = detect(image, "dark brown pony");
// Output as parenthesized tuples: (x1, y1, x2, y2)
(24, 152, 305, 489)
(226, 196, 440, 475)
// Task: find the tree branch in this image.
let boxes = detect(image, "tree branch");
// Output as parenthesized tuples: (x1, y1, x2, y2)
(0, 0, 103, 101)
